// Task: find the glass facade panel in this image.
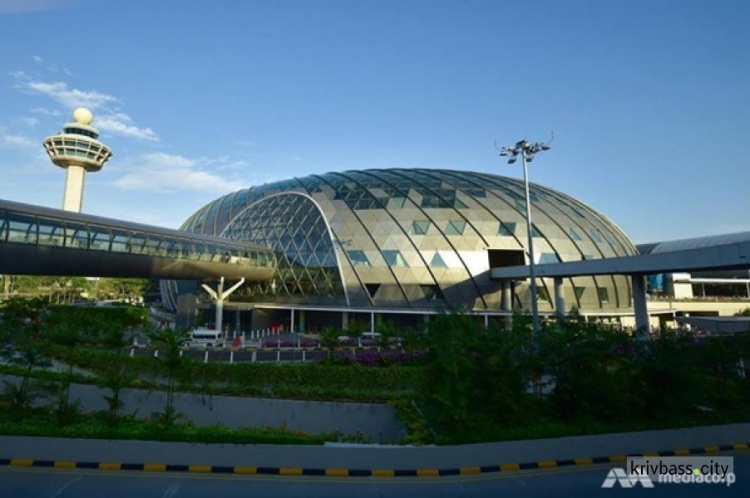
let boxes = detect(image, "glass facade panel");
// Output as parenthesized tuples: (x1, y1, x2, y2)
(0, 210, 7, 242)
(430, 252, 447, 268)
(110, 230, 129, 253)
(37, 217, 65, 246)
(445, 220, 466, 235)
(410, 220, 430, 235)
(499, 222, 516, 236)
(347, 250, 371, 267)
(7, 212, 37, 244)
(89, 225, 110, 251)
(382, 250, 409, 268)
(129, 232, 147, 254)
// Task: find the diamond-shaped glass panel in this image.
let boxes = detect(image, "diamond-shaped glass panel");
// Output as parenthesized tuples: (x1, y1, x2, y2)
(499, 222, 516, 236)
(382, 250, 409, 268)
(411, 220, 430, 235)
(445, 220, 466, 235)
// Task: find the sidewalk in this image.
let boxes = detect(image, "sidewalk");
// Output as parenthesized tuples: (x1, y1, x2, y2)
(1, 423, 748, 474)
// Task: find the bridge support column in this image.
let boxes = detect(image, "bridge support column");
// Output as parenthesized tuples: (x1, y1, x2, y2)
(500, 280, 511, 311)
(202, 277, 245, 337)
(554, 277, 565, 328)
(631, 274, 649, 338)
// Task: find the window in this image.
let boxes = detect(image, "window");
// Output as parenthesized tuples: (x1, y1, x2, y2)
(514, 199, 526, 212)
(574, 287, 586, 300)
(85, 225, 108, 251)
(164, 237, 179, 258)
(445, 220, 466, 235)
(129, 232, 147, 254)
(347, 250, 371, 267)
(382, 250, 409, 268)
(539, 253, 560, 264)
(0, 211, 7, 242)
(37, 218, 65, 247)
(531, 224, 544, 238)
(498, 222, 516, 236)
(411, 220, 430, 235)
(590, 228, 602, 243)
(110, 230, 129, 253)
(598, 287, 610, 304)
(430, 252, 447, 268)
(7, 212, 36, 244)
(568, 227, 582, 241)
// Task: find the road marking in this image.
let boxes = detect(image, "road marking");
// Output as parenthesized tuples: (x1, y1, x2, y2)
(49, 475, 82, 498)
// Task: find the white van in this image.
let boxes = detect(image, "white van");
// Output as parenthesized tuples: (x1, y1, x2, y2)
(188, 328, 223, 348)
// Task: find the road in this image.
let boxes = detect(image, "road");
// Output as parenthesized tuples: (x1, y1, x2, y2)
(3, 453, 748, 497)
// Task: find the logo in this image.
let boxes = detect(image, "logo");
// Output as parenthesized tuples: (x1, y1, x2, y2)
(601, 468, 655, 488)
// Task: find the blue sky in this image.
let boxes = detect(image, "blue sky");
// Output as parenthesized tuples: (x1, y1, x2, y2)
(0, 0, 748, 243)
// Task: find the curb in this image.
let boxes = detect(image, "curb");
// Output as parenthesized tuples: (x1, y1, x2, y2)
(2, 443, 747, 477)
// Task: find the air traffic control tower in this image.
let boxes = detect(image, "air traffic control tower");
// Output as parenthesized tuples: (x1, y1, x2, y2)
(43, 108, 112, 213)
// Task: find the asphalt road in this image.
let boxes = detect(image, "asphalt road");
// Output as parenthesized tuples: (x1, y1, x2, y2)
(3, 453, 748, 497)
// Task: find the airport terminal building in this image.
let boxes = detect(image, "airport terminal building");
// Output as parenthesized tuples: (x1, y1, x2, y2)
(161, 169, 642, 333)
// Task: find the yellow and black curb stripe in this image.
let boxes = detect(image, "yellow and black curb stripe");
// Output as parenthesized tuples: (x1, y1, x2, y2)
(1, 443, 747, 477)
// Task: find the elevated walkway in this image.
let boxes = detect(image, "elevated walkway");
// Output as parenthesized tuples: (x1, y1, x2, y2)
(0, 199, 276, 281)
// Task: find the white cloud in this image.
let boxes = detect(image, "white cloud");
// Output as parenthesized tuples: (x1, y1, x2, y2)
(32, 55, 72, 76)
(22, 80, 119, 110)
(21, 117, 39, 126)
(96, 114, 159, 141)
(31, 107, 61, 116)
(1, 133, 36, 148)
(111, 153, 246, 194)
(16, 78, 159, 141)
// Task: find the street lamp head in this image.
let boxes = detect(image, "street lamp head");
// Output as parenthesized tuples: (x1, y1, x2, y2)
(508, 157, 517, 164)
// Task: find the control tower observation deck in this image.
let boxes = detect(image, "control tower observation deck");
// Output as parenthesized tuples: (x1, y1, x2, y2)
(43, 108, 112, 213)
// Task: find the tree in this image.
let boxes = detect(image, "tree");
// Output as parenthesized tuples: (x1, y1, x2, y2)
(146, 326, 191, 429)
(320, 326, 340, 360)
(0, 297, 51, 420)
(346, 319, 366, 347)
(97, 318, 133, 425)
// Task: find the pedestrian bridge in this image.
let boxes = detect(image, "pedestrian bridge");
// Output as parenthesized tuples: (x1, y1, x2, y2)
(0, 199, 276, 281)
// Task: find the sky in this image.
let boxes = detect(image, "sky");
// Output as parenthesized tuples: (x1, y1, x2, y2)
(0, 0, 748, 244)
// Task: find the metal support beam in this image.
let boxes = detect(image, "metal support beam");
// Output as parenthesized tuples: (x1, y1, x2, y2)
(201, 277, 245, 336)
(631, 274, 649, 338)
(554, 276, 565, 328)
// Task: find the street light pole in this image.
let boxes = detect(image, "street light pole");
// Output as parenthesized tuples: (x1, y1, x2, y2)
(495, 135, 553, 338)
(521, 149, 541, 335)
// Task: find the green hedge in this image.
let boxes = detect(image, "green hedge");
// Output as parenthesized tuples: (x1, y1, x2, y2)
(47, 345, 424, 401)
(0, 408, 331, 445)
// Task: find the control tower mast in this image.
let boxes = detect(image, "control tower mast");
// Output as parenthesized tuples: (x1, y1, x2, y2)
(43, 108, 112, 213)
